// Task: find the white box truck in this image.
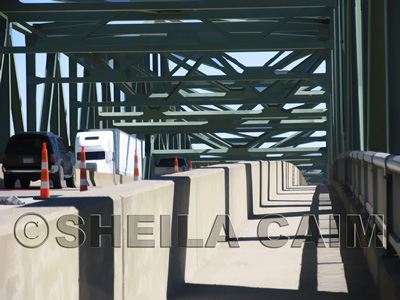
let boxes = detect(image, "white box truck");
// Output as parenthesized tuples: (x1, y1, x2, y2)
(75, 129, 143, 179)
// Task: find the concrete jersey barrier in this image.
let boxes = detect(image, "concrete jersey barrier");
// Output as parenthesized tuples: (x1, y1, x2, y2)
(0, 160, 307, 299)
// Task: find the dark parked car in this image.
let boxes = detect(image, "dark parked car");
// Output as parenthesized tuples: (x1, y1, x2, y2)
(2, 132, 76, 189)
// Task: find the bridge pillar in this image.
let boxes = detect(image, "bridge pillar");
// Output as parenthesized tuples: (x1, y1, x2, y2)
(367, 0, 387, 152)
(386, 0, 400, 154)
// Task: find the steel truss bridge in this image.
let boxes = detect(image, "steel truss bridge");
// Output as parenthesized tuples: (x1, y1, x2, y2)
(1, 0, 399, 182)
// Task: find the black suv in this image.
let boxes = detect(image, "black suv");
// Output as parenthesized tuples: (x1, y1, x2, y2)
(2, 132, 76, 189)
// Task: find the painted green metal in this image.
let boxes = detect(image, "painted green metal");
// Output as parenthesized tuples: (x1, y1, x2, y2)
(385, 0, 400, 155)
(9, 53, 24, 133)
(0, 0, 337, 182)
(69, 58, 78, 147)
(40, 53, 56, 132)
(355, 0, 365, 151)
(367, 0, 387, 152)
(26, 53, 36, 131)
(0, 53, 11, 156)
(1, 0, 337, 12)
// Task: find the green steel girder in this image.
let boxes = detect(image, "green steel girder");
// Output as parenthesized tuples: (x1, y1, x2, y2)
(3, 8, 332, 23)
(32, 20, 328, 37)
(0, 0, 335, 182)
(113, 119, 328, 134)
(97, 108, 327, 122)
(2, 1, 336, 14)
(154, 157, 327, 166)
(151, 154, 328, 165)
(1, 37, 333, 54)
(190, 136, 326, 147)
(0, 53, 11, 155)
(1, 1, 333, 54)
(70, 94, 329, 108)
(1, 6, 331, 26)
(29, 71, 329, 85)
(0, 26, 25, 154)
(386, 0, 400, 154)
(152, 147, 326, 156)
(66, 53, 139, 97)
(190, 133, 233, 149)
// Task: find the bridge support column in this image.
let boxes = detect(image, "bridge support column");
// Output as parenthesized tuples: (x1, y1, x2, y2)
(0, 53, 11, 155)
(386, 0, 400, 154)
(69, 59, 78, 147)
(367, 0, 387, 152)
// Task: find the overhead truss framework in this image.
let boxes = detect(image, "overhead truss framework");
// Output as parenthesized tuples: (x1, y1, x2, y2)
(0, 0, 335, 182)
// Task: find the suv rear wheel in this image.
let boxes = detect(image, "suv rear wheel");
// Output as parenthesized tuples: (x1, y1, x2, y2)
(53, 165, 64, 189)
(4, 175, 16, 189)
(66, 166, 76, 188)
(20, 179, 30, 189)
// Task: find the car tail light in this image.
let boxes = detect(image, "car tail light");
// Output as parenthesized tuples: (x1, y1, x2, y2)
(2, 155, 10, 165)
(51, 154, 56, 163)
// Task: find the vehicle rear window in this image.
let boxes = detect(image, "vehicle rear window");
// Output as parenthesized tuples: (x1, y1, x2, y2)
(5, 135, 51, 154)
(156, 158, 186, 167)
(77, 151, 105, 161)
(85, 136, 99, 140)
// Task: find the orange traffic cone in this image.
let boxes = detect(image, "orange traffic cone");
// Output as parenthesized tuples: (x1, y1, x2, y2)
(188, 159, 192, 171)
(134, 150, 140, 181)
(80, 146, 88, 191)
(40, 143, 50, 198)
(174, 156, 179, 173)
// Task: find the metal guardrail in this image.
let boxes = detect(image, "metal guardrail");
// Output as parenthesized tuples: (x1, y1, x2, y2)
(333, 151, 400, 256)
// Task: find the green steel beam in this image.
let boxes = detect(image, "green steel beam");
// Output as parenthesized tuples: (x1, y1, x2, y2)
(0, 38, 333, 54)
(5, 8, 331, 24)
(97, 109, 327, 121)
(335, 0, 345, 155)
(67, 53, 138, 97)
(152, 147, 325, 155)
(58, 79, 69, 144)
(354, 0, 365, 151)
(143, 134, 154, 180)
(5, 8, 331, 23)
(113, 120, 327, 134)
(40, 53, 56, 132)
(32, 21, 328, 37)
(385, 0, 400, 154)
(153, 156, 326, 165)
(70, 92, 329, 108)
(29, 70, 329, 84)
(367, 0, 386, 152)
(1, 0, 337, 13)
(190, 133, 233, 149)
(344, 0, 356, 150)
(113, 60, 121, 113)
(49, 57, 60, 135)
(80, 70, 91, 131)
(9, 51, 24, 133)
(272, 131, 305, 148)
(26, 53, 36, 131)
(0, 53, 11, 155)
(330, 3, 339, 167)
(192, 135, 326, 146)
(0, 0, 334, 181)
(69, 59, 78, 146)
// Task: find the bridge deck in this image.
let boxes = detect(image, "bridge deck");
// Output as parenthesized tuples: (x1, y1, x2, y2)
(169, 185, 379, 300)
